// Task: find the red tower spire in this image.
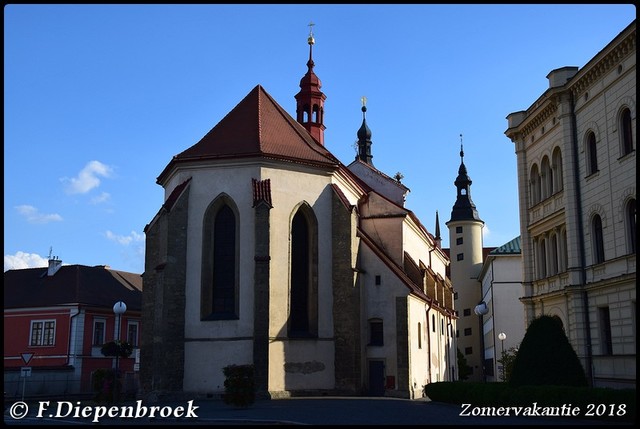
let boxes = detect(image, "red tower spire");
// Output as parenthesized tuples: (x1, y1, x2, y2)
(295, 22, 326, 146)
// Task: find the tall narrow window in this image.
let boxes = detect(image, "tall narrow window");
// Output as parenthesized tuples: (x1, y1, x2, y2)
(369, 319, 383, 346)
(560, 228, 568, 273)
(127, 321, 139, 347)
(592, 214, 605, 264)
(552, 147, 563, 193)
(539, 237, 547, 278)
(213, 205, 236, 315)
(620, 108, 633, 156)
(541, 156, 552, 200)
(586, 132, 598, 175)
(93, 319, 106, 345)
(598, 307, 613, 355)
(289, 206, 318, 337)
(290, 211, 309, 334)
(201, 197, 239, 320)
(626, 199, 636, 254)
(549, 233, 558, 276)
(530, 164, 541, 205)
(418, 323, 422, 349)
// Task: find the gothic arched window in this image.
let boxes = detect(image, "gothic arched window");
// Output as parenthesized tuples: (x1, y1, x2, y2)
(289, 205, 318, 337)
(201, 197, 239, 320)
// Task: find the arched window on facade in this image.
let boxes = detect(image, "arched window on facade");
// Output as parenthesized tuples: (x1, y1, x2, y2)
(626, 198, 636, 254)
(591, 214, 605, 264)
(541, 156, 552, 200)
(289, 205, 318, 337)
(530, 164, 541, 206)
(586, 131, 598, 176)
(560, 228, 568, 273)
(552, 147, 563, 193)
(549, 233, 559, 276)
(620, 107, 634, 157)
(201, 197, 239, 320)
(539, 237, 547, 278)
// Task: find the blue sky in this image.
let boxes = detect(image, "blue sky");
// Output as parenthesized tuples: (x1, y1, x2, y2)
(4, 4, 636, 273)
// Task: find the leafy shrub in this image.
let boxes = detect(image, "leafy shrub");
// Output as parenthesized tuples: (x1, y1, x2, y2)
(92, 368, 120, 403)
(100, 340, 133, 358)
(222, 364, 255, 407)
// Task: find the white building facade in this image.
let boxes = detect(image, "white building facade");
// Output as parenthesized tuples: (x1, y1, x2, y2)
(505, 20, 636, 388)
(477, 236, 525, 382)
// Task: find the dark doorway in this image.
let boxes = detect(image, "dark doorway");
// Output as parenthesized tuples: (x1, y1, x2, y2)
(368, 360, 385, 396)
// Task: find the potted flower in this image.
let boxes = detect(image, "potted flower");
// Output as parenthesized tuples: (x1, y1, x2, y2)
(100, 340, 133, 358)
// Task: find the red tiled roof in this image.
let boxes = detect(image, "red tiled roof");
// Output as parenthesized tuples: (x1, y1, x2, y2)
(3, 265, 142, 310)
(157, 85, 339, 183)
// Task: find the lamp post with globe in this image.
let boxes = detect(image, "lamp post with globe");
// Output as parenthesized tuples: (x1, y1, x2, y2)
(113, 301, 127, 401)
(498, 332, 507, 381)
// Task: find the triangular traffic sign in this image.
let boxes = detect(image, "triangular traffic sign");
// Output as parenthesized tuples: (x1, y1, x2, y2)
(21, 353, 33, 365)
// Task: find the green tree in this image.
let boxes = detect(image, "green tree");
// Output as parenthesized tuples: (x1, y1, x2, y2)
(510, 315, 588, 387)
(497, 346, 518, 382)
(457, 348, 473, 381)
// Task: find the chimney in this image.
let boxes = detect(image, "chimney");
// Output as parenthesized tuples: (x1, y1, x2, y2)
(48, 257, 62, 276)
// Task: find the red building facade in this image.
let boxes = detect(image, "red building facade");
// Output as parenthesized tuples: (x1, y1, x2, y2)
(4, 259, 142, 398)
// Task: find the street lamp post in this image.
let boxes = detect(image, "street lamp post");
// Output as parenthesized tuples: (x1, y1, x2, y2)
(498, 332, 507, 382)
(474, 302, 489, 382)
(113, 301, 127, 402)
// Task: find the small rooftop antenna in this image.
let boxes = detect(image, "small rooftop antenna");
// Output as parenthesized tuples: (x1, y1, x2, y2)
(48, 246, 53, 260)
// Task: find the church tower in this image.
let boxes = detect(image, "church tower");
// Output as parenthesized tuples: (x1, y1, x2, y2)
(445, 136, 485, 382)
(294, 23, 326, 146)
(355, 97, 373, 165)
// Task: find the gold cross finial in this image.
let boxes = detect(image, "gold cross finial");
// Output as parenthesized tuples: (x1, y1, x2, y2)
(308, 21, 315, 36)
(361, 96, 367, 107)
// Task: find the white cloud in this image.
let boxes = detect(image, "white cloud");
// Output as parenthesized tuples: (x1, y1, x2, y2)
(90, 192, 111, 204)
(4, 251, 48, 272)
(483, 225, 491, 240)
(61, 160, 113, 194)
(15, 205, 63, 224)
(105, 230, 145, 246)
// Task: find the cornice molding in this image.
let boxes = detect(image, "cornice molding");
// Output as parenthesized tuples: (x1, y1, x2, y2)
(571, 28, 636, 98)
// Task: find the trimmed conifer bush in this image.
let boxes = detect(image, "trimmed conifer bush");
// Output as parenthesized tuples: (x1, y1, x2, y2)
(510, 315, 588, 387)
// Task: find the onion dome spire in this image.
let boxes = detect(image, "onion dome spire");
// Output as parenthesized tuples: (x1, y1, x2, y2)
(450, 134, 481, 222)
(355, 96, 373, 165)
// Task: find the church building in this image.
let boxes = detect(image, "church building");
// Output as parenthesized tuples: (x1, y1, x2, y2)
(140, 28, 456, 400)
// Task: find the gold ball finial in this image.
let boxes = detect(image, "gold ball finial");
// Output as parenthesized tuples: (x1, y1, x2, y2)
(307, 21, 315, 45)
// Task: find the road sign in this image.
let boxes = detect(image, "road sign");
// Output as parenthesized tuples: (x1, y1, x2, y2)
(21, 353, 34, 365)
(21, 367, 32, 377)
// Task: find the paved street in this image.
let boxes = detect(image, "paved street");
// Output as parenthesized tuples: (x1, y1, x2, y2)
(4, 396, 633, 425)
